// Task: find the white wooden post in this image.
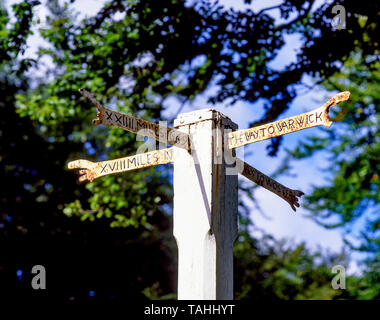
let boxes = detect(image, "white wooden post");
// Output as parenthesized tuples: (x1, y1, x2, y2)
(173, 109, 238, 300)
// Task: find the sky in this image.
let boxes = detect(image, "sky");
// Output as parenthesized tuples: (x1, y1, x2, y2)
(5, 0, 365, 274)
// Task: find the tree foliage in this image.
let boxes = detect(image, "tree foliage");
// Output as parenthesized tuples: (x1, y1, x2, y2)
(1, 0, 176, 301)
(288, 19, 380, 300)
(234, 230, 352, 300)
(289, 50, 380, 299)
(291, 52, 379, 232)
(1, 0, 379, 301)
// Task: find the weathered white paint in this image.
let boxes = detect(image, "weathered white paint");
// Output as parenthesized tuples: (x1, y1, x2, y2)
(173, 109, 238, 300)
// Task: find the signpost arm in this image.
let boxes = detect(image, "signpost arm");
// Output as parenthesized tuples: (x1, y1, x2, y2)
(68, 148, 174, 182)
(228, 91, 350, 149)
(237, 158, 304, 211)
(173, 109, 238, 300)
(78, 89, 190, 151)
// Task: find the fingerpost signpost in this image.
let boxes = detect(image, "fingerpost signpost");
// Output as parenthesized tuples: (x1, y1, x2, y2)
(68, 89, 350, 300)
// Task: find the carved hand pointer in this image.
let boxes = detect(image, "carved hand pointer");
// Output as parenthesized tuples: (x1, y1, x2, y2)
(68, 159, 98, 183)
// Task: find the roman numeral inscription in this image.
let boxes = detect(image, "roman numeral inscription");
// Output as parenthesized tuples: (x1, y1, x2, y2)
(68, 148, 174, 183)
(237, 158, 304, 211)
(228, 91, 350, 149)
(79, 89, 190, 151)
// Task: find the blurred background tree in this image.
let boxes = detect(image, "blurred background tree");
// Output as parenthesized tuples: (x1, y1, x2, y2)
(289, 49, 380, 299)
(0, 0, 378, 301)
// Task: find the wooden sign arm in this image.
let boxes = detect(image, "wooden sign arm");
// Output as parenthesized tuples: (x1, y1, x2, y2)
(236, 158, 304, 212)
(78, 89, 190, 151)
(228, 91, 350, 149)
(68, 148, 174, 183)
